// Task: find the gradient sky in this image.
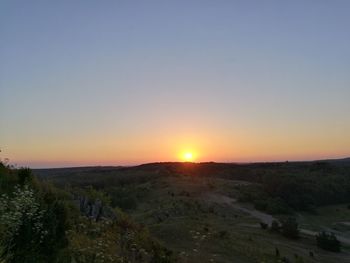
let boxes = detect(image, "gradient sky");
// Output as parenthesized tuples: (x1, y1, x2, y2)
(1, 1, 350, 168)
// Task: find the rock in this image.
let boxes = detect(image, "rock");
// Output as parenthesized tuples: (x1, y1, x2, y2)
(72, 195, 116, 221)
(91, 199, 102, 221)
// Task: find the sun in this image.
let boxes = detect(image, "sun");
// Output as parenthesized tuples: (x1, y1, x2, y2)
(183, 152, 194, 162)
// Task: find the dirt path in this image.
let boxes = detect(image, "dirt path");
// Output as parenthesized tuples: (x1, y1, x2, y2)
(300, 229, 350, 246)
(205, 193, 350, 246)
(205, 193, 275, 225)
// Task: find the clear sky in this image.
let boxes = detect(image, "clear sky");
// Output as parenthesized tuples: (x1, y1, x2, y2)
(1, 1, 350, 168)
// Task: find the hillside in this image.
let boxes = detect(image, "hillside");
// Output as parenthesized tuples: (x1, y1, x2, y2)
(0, 163, 174, 263)
(27, 160, 350, 262)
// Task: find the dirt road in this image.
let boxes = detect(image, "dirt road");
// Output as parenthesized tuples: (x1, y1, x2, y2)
(205, 193, 350, 246)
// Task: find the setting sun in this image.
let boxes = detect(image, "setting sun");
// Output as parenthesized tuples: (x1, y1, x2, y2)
(183, 152, 194, 162)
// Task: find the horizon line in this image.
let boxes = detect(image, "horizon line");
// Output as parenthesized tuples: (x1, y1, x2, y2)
(28, 156, 350, 170)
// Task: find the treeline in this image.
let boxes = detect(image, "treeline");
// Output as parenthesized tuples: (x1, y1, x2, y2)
(238, 162, 350, 213)
(261, 170, 350, 210)
(36, 166, 164, 189)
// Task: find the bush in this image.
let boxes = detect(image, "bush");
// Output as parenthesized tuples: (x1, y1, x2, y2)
(281, 217, 299, 239)
(253, 197, 291, 215)
(17, 168, 33, 185)
(218, 230, 229, 239)
(265, 198, 291, 214)
(260, 222, 268, 229)
(0, 185, 47, 262)
(237, 185, 268, 203)
(316, 231, 341, 252)
(254, 200, 268, 211)
(270, 220, 280, 232)
(260, 222, 269, 229)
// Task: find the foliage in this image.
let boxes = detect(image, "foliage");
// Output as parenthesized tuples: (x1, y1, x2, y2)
(0, 163, 175, 263)
(67, 211, 174, 263)
(0, 163, 17, 195)
(108, 186, 138, 210)
(17, 168, 33, 185)
(316, 231, 341, 252)
(239, 185, 292, 214)
(260, 165, 350, 211)
(254, 197, 291, 215)
(105, 183, 151, 211)
(270, 220, 280, 232)
(78, 185, 111, 206)
(280, 217, 299, 239)
(0, 164, 71, 263)
(0, 185, 46, 262)
(259, 222, 268, 229)
(233, 162, 350, 214)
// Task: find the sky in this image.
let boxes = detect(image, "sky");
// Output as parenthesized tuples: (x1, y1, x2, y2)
(1, 1, 350, 168)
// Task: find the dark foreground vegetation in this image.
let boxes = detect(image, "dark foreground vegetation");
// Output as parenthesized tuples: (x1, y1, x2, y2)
(0, 162, 174, 263)
(1, 158, 350, 262)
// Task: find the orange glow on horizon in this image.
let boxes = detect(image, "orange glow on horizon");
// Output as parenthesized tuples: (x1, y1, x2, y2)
(3, 126, 350, 168)
(182, 151, 194, 162)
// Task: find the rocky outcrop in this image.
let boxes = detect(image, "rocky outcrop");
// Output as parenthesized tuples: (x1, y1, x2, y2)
(73, 195, 116, 221)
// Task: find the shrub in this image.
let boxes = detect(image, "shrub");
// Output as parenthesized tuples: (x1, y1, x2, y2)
(270, 220, 280, 232)
(265, 198, 291, 214)
(316, 231, 341, 252)
(281, 217, 299, 239)
(253, 197, 291, 215)
(17, 168, 32, 185)
(0, 185, 46, 262)
(218, 230, 229, 239)
(260, 222, 268, 229)
(254, 200, 268, 211)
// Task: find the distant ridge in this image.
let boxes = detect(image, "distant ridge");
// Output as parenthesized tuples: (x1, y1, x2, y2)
(33, 157, 350, 171)
(318, 157, 350, 163)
